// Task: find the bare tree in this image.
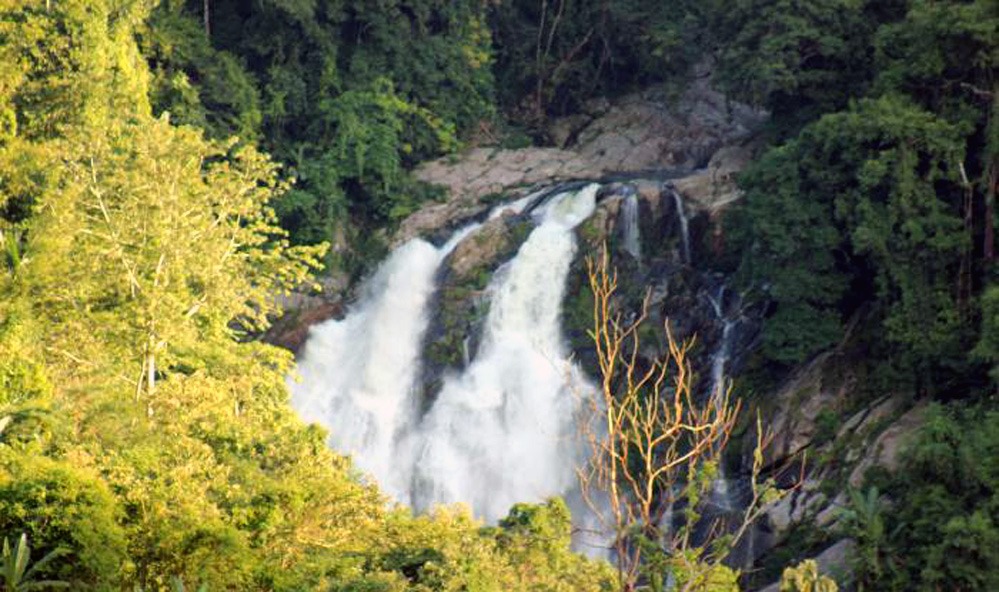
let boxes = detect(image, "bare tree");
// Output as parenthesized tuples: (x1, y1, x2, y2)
(577, 247, 787, 591)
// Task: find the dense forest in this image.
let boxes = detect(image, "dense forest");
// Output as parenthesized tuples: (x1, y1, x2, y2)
(0, 0, 997, 590)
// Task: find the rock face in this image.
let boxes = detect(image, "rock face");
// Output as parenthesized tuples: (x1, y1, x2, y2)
(399, 75, 765, 244)
(744, 338, 930, 591)
(419, 213, 535, 400)
(263, 299, 343, 353)
(766, 351, 859, 466)
(672, 143, 756, 212)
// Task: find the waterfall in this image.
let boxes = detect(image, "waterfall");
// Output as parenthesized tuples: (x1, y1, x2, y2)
(291, 184, 599, 523)
(291, 226, 478, 499)
(706, 286, 733, 408)
(705, 285, 737, 511)
(410, 185, 598, 521)
(669, 187, 691, 265)
(620, 193, 641, 261)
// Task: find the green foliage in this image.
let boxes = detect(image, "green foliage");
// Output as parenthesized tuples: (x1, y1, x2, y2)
(973, 285, 999, 382)
(493, 499, 615, 591)
(779, 559, 837, 592)
(0, 452, 127, 588)
(324, 79, 456, 222)
(489, 0, 709, 124)
(733, 95, 969, 384)
(839, 487, 886, 583)
(0, 4, 619, 591)
(711, 0, 903, 133)
(725, 0, 997, 399)
(141, 3, 262, 142)
(163, 0, 489, 260)
(0, 533, 69, 591)
(849, 404, 999, 591)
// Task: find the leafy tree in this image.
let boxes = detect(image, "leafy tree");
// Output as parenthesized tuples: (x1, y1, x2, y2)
(141, 2, 262, 142)
(495, 498, 614, 591)
(973, 285, 999, 382)
(733, 96, 969, 386)
(711, 0, 905, 133)
(0, 452, 128, 588)
(489, 0, 710, 124)
(19, 116, 323, 400)
(167, 0, 486, 256)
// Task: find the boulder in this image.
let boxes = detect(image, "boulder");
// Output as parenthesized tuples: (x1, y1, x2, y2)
(263, 299, 343, 354)
(419, 213, 534, 398)
(446, 212, 531, 280)
(767, 479, 828, 534)
(672, 142, 757, 213)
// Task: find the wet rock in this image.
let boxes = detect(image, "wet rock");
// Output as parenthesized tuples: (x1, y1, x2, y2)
(672, 143, 757, 212)
(447, 212, 528, 279)
(419, 213, 534, 401)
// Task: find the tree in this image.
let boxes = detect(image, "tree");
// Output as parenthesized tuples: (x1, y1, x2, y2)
(710, 0, 899, 133)
(22, 118, 324, 402)
(577, 249, 783, 591)
(732, 95, 970, 386)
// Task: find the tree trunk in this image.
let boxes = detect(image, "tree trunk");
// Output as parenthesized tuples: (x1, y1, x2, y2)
(203, 0, 211, 37)
(986, 160, 996, 264)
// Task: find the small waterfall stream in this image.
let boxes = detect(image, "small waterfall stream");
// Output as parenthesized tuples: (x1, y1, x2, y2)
(620, 192, 642, 262)
(705, 285, 738, 511)
(669, 186, 691, 265)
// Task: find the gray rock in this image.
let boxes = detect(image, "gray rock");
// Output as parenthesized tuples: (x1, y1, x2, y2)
(848, 404, 927, 487)
(765, 352, 857, 467)
(403, 77, 765, 244)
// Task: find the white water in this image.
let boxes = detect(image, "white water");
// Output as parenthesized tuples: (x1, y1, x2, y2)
(410, 185, 599, 520)
(291, 226, 477, 499)
(292, 185, 599, 523)
(620, 193, 642, 262)
(706, 286, 737, 510)
(670, 188, 691, 265)
(706, 287, 733, 409)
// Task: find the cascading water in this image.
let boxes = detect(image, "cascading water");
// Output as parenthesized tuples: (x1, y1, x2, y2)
(291, 184, 600, 523)
(411, 185, 598, 520)
(620, 192, 642, 262)
(705, 285, 739, 512)
(291, 226, 479, 499)
(669, 186, 691, 265)
(706, 286, 734, 409)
